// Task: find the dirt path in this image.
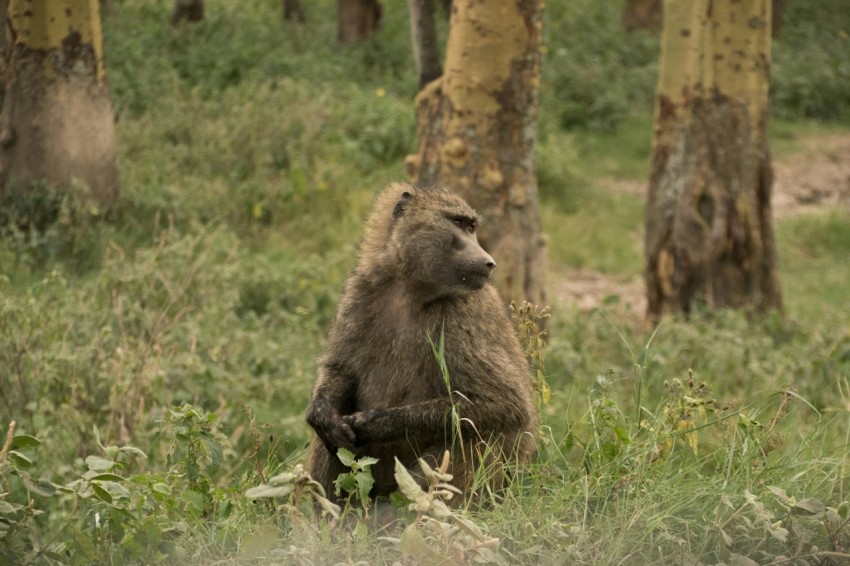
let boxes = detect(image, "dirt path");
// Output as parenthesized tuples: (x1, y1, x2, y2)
(553, 132, 850, 313)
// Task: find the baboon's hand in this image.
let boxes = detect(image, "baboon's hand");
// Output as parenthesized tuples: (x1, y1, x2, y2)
(307, 397, 357, 451)
(342, 410, 379, 443)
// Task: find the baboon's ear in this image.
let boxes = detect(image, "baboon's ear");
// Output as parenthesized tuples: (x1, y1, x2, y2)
(392, 191, 411, 219)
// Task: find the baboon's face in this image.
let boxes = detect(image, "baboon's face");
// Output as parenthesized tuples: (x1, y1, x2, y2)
(396, 192, 496, 296)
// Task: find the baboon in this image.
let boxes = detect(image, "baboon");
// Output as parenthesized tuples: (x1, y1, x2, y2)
(306, 182, 538, 504)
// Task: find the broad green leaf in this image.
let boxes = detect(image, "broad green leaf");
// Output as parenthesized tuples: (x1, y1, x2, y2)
(184, 490, 206, 516)
(795, 498, 825, 515)
(201, 436, 223, 475)
(0, 500, 22, 514)
(152, 483, 173, 496)
(97, 481, 130, 498)
(336, 448, 355, 467)
(9, 451, 33, 468)
(769, 524, 789, 543)
(767, 486, 792, 506)
(85, 456, 114, 472)
(90, 473, 126, 483)
(334, 473, 356, 496)
(91, 483, 112, 504)
(10, 435, 40, 450)
(22, 476, 56, 497)
(355, 471, 375, 503)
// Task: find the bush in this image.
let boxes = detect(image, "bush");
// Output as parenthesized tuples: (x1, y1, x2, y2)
(772, 0, 850, 122)
(541, 0, 659, 132)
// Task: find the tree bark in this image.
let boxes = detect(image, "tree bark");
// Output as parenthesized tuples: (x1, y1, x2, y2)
(623, 0, 662, 33)
(283, 0, 306, 23)
(645, 0, 781, 318)
(407, 0, 546, 309)
(171, 0, 204, 26)
(771, 0, 787, 37)
(408, 0, 442, 89)
(0, 0, 119, 216)
(623, 0, 788, 36)
(337, 0, 382, 44)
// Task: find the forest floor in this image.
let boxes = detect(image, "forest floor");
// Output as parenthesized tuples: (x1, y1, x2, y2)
(554, 132, 850, 314)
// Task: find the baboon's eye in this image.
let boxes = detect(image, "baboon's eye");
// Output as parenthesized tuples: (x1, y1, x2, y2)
(451, 216, 477, 234)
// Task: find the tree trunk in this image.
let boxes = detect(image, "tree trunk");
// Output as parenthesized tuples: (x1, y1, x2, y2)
(283, 0, 306, 23)
(408, 0, 442, 90)
(624, 0, 788, 36)
(337, 0, 382, 44)
(0, 0, 119, 216)
(771, 0, 787, 37)
(171, 0, 204, 26)
(623, 0, 662, 33)
(407, 0, 546, 309)
(645, 0, 782, 318)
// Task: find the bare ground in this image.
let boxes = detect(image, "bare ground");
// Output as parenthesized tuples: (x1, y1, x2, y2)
(553, 132, 850, 314)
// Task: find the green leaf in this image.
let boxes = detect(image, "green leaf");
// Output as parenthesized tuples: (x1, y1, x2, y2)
(153, 483, 173, 496)
(336, 447, 355, 467)
(85, 456, 114, 472)
(358, 456, 379, 468)
(334, 473, 356, 497)
(245, 484, 294, 499)
(794, 498, 825, 515)
(767, 486, 793, 506)
(355, 471, 375, 503)
(201, 436, 223, 475)
(9, 451, 33, 468)
(91, 482, 113, 504)
(0, 500, 22, 514)
(10, 435, 40, 450)
(22, 476, 56, 497)
(119, 446, 147, 459)
(96, 481, 131, 499)
(90, 473, 126, 483)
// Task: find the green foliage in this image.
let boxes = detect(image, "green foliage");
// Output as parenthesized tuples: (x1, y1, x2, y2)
(333, 448, 378, 511)
(772, 0, 850, 122)
(0, 180, 108, 271)
(512, 302, 552, 409)
(391, 454, 504, 564)
(0, 424, 60, 564)
(777, 212, 850, 323)
(245, 462, 340, 519)
(541, 0, 659, 132)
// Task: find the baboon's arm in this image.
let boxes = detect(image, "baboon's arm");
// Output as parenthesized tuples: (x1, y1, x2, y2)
(306, 363, 357, 452)
(343, 391, 528, 445)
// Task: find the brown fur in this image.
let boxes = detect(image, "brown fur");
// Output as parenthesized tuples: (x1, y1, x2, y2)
(306, 182, 538, 503)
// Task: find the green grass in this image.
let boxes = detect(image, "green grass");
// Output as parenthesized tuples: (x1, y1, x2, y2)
(777, 211, 850, 324)
(2, 0, 850, 563)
